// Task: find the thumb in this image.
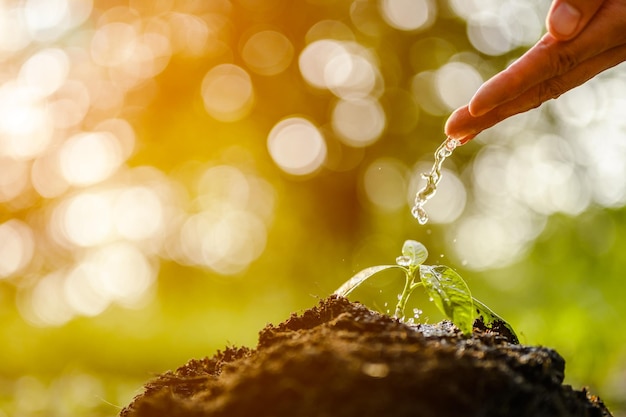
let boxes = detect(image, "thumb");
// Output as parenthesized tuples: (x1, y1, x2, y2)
(546, 0, 605, 40)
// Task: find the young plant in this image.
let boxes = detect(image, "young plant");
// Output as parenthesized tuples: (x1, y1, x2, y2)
(335, 240, 517, 339)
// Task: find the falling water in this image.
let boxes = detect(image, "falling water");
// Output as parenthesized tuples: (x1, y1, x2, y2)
(411, 137, 460, 224)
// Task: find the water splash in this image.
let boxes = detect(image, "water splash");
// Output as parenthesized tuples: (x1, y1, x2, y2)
(411, 137, 460, 224)
(395, 255, 412, 267)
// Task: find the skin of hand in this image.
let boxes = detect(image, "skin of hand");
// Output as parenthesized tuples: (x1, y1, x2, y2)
(444, 0, 626, 144)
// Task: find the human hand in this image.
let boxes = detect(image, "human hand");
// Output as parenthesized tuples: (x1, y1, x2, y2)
(444, 0, 626, 144)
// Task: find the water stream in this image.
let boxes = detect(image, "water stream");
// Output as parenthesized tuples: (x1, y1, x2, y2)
(411, 137, 460, 224)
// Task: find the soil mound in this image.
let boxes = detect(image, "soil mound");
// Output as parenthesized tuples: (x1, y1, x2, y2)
(120, 295, 612, 417)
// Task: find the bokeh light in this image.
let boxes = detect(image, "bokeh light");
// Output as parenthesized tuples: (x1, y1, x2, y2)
(361, 158, 407, 212)
(201, 64, 255, 122)
(450, 0, 545, 56)
(0, 82, 53, 159)
(57, 191, 115, 248)
(380, 0, 436, 32)
(241, 30, 294, 76)
(59, 132, 124, 186)
(0, 220, 35, 278)
(435, 62, 483, 110)
(19, 48, 69, 96)
(268, 117, 327, 176)
(332, 97, 386, 147)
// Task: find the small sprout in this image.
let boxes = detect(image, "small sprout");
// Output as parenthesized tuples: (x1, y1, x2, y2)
(335, 240, 517, 339)
(398, 240, 428, 268)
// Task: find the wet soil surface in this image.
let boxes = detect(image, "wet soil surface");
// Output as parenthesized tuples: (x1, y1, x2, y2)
(120, 296, 612, 417)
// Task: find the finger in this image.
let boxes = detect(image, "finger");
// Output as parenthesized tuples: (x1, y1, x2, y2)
(446, 43, 626, 141)
(546, 0, 604, 40)
(468, 34, 564, 117)
(469, 0, 626, 117)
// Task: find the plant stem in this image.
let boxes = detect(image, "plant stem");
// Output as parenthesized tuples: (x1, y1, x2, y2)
(394, 268, 414, 319)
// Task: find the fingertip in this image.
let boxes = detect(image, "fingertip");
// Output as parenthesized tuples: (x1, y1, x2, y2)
(444, 106, 472, 139)
(445, 106, 481, 144)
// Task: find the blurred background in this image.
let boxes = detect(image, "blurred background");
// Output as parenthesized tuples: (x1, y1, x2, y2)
(1, 0, 625, 415)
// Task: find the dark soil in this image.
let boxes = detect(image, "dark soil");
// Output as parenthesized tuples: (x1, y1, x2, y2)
(120, 295, 612, 417)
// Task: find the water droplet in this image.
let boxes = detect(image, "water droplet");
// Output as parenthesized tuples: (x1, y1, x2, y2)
(413, 308, 422, 319)
(411, 205, 429, 225)
(439, 254, 444, 258)
(396, 255, 412, 267)
(428, 297, 434, 302)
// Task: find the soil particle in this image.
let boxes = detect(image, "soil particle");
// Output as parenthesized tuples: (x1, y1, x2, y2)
(120, 295, 612, 417)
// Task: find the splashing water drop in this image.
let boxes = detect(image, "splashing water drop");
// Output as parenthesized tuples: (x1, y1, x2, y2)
(411, 137, 461, 224)
(395, 255, 412, 267)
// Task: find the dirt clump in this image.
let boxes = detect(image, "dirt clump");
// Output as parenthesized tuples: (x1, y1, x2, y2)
(120, 295, 612, 417)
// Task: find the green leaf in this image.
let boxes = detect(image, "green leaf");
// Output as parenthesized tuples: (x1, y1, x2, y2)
(396, 240, 428, 268)
(473, 298, 519, 343)
(419, 265, 474, 335)
(334, 265, 401, 297)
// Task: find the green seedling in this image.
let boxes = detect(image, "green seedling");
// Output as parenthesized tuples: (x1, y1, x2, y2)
(335, 240, 517, 339)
